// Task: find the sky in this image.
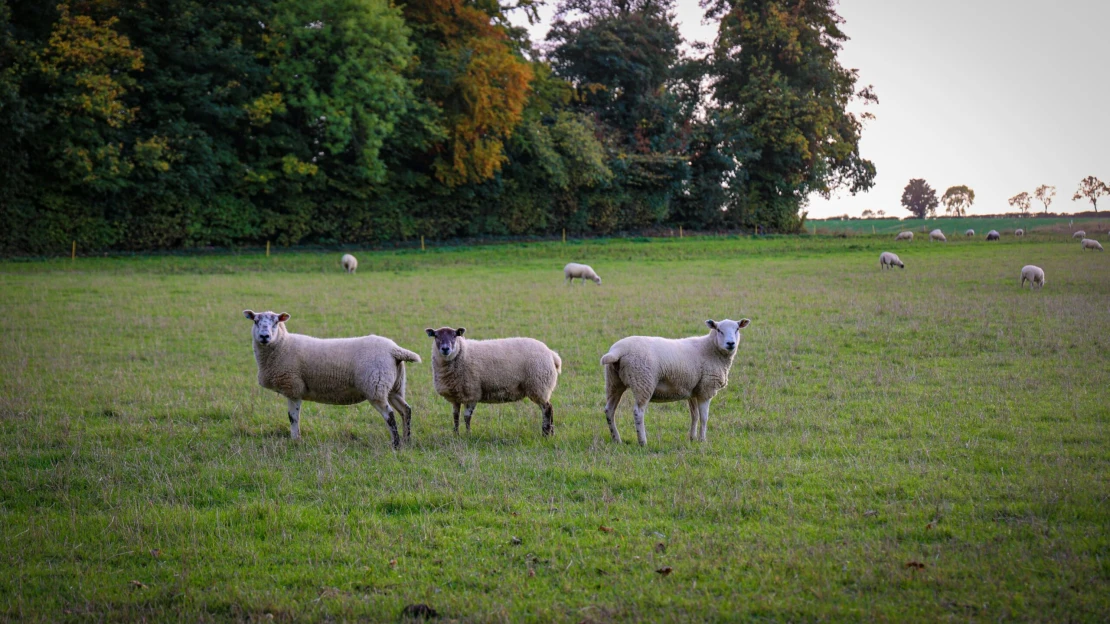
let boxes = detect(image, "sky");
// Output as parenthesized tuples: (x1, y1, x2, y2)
(510, 0, 1110, 218)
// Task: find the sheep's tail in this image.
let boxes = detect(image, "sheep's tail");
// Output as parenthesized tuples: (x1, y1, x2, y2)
(391, 346, 422, 364)
(600, 350, 620, 366)
(550, 350, 563, 374)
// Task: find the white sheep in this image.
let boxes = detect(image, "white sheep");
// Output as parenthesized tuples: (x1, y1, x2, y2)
(425, 328, 562, 436)
(601, 318, 751, 445)
(1015, 228, 1025, 237)
(564, 263, 601, 285)
(1020, 265, 1045, 289)
(986, 230, 1000, 241)
(341, 254, 358, 273)
(929, 229, 947, 242)
(1073, 230, 1086, 239)
(965, 229, 975, 237)
(243, 310, 421, 448)
(895, 231, 914, 241)
(1081, 238, 1104, 251)
(879, 251, 904, 270)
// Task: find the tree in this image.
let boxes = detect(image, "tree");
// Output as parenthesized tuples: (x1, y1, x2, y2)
(1034, 184, 1056, 214)
(940, 185, 975, 217)
(861, 209, 874, 218)
(1073, 176, 1109, 213)
(876, 209, 885, 217)
(1008, 191, 1031, 216)
(705, 0, 877, 231)
(901, 179, 938, 219)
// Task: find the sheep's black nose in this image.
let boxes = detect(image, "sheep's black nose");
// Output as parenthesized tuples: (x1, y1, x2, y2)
(726, 341, 735, 349)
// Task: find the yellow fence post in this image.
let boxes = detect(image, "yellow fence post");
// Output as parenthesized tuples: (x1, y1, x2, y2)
(679, 226, 683, 238)
(563, 228, 566, 243)
(71, 241, 76, 261)
(266, 241, 270, 257)
(421, 235, 425, 251)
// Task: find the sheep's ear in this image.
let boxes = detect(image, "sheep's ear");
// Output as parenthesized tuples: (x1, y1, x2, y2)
(243, 310, 256, 320)
(705, 320, 717, 329)
(738, 318, 751, 329)
(456, 327, 466, 336)
(425, 328, 436, 337)
(277, 313, 290, 323)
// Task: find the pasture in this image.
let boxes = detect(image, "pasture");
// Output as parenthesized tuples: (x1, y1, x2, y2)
(1, 234, 1108, 621)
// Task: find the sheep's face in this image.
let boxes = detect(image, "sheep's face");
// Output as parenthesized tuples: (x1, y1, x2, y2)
(593, 276, 602, 285)
(426, 327, 465, 360)
(244, 310, 289, 346)
(705, 319, 750, 354)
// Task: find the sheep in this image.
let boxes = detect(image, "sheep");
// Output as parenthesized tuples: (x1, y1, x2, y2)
(341, 254, 358, 274)
(425, 328, 562, 436)
(1081, 238, 1104, 251)
(965, 229, 975, 237)
(601, 318, 751, 446)
(895, 232, 914, 241)
(1020, 265, 1045, 289)
(929, 229, 947, 242)
(986, 230, 1001, 241)
(879, 251, 904, 270)
(1015, 228, 1024, 237)
(1073, 230, 1086, 239)
(243, 310, 421, 448)
(564, 263, 602, 285)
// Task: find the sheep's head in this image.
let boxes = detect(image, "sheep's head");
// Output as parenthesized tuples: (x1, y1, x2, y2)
(593, 275, 602, 285)
(705, 319, 750, 354)
(426, 327, 465, 360)
(897, 260, 905, 269)
(244, 310, 289, 346)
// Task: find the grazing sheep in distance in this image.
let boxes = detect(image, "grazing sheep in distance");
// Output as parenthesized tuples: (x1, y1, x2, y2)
(929, 229, 947, 242)
(1073, 230, 1086, 239)
(1015, 228, 1024, 237)
(243, 310, 421, 448)
(564, 263, 601, 285)
(426, 327, 562, 436)
(601, 318, 751, 445)
(965, 229, 975, 237)
(1020, 265, 1045, 289)
(341, 254, 358, 274)
(1081, 238, 1104, 251)
(986, 230, 1000, 241)
(879, 251, 904, 270)
(895, 231, 914, 241)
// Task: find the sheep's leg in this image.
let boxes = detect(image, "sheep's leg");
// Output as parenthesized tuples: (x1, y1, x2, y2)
(632, 401, 649, 446)
(565, 275, 571, 285)
(697, 400, 711, 442)
(452, 403, 461, 434)
(463, 403, 476, 433)
(388, 394, 412, 442)
(370, 399, 401, 449)
(287, 398, 302, 440)
(534, 398, 554, 436)
(687, 399, 700, 440)
(604, 387, 625, 443)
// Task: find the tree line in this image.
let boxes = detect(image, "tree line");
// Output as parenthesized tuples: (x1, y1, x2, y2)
(896, 176, 1108, 219)
(0, 0, 877, 254)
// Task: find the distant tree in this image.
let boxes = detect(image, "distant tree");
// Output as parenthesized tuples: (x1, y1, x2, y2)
(1073, 176, 1109, 213)
(1034, 184, 1056, 214)
(940, 185, 974, 217)
(1009, 191, 1031, 216)
(861, 209, 874, 218)
(901, 178, 938, 219)
(877, 209, 885, 217)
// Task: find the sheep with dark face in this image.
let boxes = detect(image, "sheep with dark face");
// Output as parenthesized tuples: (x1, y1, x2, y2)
(965, 229, 975, 237)
(879, 252, 904, 270)
(986, 230, 1000, 241)
(341, 254, 358, 273)
(1015, 228, 1025, 237)
(600, 319, 751, 445)
(426, 328, 562, 436)
(243, 311, 420, 448)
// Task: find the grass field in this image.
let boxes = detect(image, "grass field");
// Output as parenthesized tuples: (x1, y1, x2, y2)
(811, 216, 1109, 237)
(2, 234, 1108, 621)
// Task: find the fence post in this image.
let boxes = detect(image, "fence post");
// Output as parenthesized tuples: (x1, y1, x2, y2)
(71, 241, 76, 261)
(563, 228, 566, 243)
(421, 235, 425, 251)
(679, 226, 683, 238)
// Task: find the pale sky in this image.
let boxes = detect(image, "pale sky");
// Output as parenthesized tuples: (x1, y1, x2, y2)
(512, 0, 1110, 218)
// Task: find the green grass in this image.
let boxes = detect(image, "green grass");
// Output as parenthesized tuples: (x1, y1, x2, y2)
(811, 216, 1109, 237)
(2, 234, 1108, 621)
